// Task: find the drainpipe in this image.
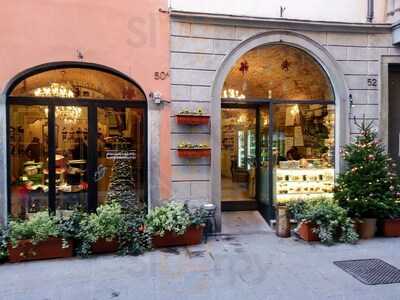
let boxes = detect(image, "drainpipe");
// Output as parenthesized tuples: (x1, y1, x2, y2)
(367, 0, 374, 22)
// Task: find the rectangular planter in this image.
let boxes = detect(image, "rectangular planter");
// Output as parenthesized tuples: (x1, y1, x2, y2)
(176, 115, 210, 125)
(8, 237, 73, 263)
(383, 219, 400, 237)
(177, 148, 211, 158)
(297, 221, 319, 242)
(91, 238, 119, 254)
(152, 225, 204, 248)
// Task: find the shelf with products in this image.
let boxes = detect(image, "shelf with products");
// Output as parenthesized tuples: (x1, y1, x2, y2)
(274, 167, 335, 202)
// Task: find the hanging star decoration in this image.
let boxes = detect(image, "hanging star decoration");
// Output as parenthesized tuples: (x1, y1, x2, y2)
(239, 60, 249, 76)
(281, 59, 290, 72)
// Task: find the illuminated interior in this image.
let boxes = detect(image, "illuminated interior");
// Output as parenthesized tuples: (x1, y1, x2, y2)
(221, 45, 335, 214)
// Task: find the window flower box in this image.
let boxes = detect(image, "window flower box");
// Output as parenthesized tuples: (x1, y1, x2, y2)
(91, 238, 119, 254)
(152, 225, 204, 248)
(177, 148, 211, 158)
(8, 237, 73, 263)
(176, 114, 210, 125)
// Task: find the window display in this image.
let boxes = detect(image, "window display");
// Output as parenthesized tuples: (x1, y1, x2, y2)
(8, 67, 147, 218)
(272, 104, 335, 203)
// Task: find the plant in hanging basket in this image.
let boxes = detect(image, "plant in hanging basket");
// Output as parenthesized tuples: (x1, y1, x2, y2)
(177, 142, 211, 158)
(145, 202, 207, 248)
(7, 212, 74, 263)
(176, 108, 209, 125)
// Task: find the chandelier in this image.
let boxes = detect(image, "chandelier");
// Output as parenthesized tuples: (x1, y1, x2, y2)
(222, 89, 246, 100)
(34, 83, 75, 98)
(44, 106, 82, 125)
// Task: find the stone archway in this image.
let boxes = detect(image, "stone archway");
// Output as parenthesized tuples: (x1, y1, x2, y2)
(211, 30, 348, 230)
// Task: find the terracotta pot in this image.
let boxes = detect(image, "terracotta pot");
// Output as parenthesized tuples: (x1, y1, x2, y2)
(91, 238, 119, 254)
(177, 148, 211, 158)
(383, 219, 400, 237)
(152, 225, 204, 248)
(358, 218, 377, 239)
(297, 221, 319, 242)
(8, 237, 73, 263)
(176, 115, 210, 125)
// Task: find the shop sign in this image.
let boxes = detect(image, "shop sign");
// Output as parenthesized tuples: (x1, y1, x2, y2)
(106, 150, 136, 160)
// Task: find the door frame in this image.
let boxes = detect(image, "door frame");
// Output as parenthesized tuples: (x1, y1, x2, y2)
(221, 98, 335, 223)
(6, 96, 147, 215)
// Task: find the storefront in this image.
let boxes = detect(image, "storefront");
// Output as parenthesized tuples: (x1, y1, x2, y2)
(6, 64, 147, 218)
(169, 11, 395, 230)
(220, 45, 335, 220)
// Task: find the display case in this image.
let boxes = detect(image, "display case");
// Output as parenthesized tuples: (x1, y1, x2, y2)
(274, 166, 334, 202)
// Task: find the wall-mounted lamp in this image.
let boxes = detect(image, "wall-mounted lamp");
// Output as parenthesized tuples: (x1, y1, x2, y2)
(149, 91, 170, 105)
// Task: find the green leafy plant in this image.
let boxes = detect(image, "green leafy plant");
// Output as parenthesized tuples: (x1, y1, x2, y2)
(289, 198, 358, 245)
(145, 202, 205, 237)
(8, 212, 63, 247)
(76, 202, 124, 257)
(118, 207, 151, 256)
(178, 142, 209, 149)
(0, 226, 8, 262)
(178, 108, 205, 115)
(335, 120, 399, 219)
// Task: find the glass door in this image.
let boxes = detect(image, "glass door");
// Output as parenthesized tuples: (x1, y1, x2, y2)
(221, 108, 257, 209)
(54, 105, 89, 216)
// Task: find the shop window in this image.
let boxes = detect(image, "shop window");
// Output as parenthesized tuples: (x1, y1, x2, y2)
(8, 66, 147, 218)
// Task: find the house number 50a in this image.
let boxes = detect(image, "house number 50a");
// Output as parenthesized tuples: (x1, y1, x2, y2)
(367, 78, 377, 87)
(154, 72, 169, 80)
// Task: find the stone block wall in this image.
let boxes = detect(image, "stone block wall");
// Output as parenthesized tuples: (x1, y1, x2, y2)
(169, 18, 396, 205)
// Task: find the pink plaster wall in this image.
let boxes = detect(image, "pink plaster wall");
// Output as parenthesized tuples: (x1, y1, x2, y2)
(0, 0, 172, 199)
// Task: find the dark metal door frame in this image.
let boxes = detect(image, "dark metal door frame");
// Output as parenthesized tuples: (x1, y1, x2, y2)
(6, 96, 147, 215)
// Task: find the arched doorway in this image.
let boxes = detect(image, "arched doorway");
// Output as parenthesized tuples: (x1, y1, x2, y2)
(220, 44, 336, 221)
(6, 63, 147, 218)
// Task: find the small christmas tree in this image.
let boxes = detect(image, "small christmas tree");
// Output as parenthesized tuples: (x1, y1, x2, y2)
(106, 137, 138, 212)
(335, 120, 399, 218)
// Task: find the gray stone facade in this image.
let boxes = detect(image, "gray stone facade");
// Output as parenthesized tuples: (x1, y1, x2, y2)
(169, 12, 398, 230)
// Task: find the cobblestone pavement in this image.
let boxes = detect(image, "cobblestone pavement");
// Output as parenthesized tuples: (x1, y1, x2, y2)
(1, 212, 400, 300)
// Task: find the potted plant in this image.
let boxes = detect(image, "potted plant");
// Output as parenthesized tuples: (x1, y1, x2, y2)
(289, 198, 358, 245)
(335, 121, 399, 239)
(176, 108, 210, 125)
(383, 202, 400, 237)
(177, 142, 211, 158)
(145, 202, 206, 248)
(76, 202, 124, 257)
(7, 212, 74, 263)
(0, 226, 8, 263)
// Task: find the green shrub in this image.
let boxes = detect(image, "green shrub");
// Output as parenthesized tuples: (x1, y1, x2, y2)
(8, 211, 61, 247)
(0, 226, 8, 261)
(76, 202, 124, 257)
(288, 198, 358, 245)
(145, 202, 206, 237)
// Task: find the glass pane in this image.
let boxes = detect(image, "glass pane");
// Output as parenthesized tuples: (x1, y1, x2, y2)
(10, 68, 146, 101)
(97, 107, 145, 207)
(221, 108, 256, 202)
(222, 45, 333, 101)
(54, 106, 88, 216)
(273, 104, 335, 203)
(258, 107, 270, 207)
(9, 105, 49, 218)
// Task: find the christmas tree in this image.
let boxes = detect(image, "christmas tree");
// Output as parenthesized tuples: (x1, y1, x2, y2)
(106, 137, 138, 212)
(335, 119, 399, 218)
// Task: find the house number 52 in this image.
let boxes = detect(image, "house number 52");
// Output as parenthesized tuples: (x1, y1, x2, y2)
(367, 78, 377, 87)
